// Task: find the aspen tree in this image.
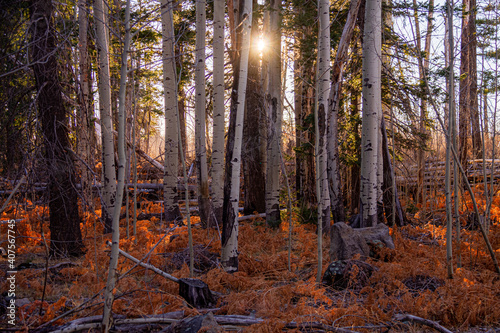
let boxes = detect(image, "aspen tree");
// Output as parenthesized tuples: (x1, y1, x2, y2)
(94, 0, 116, 233)
(413, 0, 434, 209)
(161, 0, 182, 222)
(316, 0, 331, 282)
(221, 0, 252, 273)
(102, 0, 131, 329)
(265, 0, 282, 228)
(212, 0, 225, 225)
(195, 0, 211, 227)
(77, 0, 94, 211)
(360, 0, 382, 227)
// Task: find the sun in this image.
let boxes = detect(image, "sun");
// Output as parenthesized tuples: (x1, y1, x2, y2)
(256, 37, 266, 53)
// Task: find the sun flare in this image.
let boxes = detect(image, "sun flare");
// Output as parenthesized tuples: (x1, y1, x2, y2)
(256, 37, 266, 53)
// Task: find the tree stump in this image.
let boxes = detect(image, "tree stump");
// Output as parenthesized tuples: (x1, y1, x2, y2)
(322, 259, 378, 290)
(330, 222, 394, 260)
(178, 278, 216, 308)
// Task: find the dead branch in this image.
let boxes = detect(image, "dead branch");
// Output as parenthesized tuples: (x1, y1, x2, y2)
(393, 313, 454, 333)
(107, 240, 179, 283)
(0, 174, 25, 215)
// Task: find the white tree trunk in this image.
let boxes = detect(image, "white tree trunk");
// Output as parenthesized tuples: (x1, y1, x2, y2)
(102, 0, 131, 330)
(94, 0, 116, 233)
(316, 0, 331, 282)
(265, 0, 282, 228)
(221, 0, 252, 273)
(360, 0, 382, 227)
(195, 0, 211, 227)
(161, 0, 181, 222)
(211, 0, 225, 226)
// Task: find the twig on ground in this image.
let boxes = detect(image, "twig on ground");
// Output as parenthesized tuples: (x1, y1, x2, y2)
(393, 313, 454, 333)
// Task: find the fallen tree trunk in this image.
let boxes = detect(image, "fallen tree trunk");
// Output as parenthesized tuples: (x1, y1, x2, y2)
(37, 312, 362, 333)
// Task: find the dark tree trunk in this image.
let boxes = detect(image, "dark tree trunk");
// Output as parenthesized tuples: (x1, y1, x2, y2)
(349, 91, 361, 216)
(30, 0, 84, 257)
(178, 89, 187, 168)
(221, 1, 242, 271)
(242, 0, 266, 215)
(459, 0, 470, 169)
(294, 32, 303, 203)
(381, 117, 407, 227)
(468, 0, 480, 159)
(298, 65, 317, 221)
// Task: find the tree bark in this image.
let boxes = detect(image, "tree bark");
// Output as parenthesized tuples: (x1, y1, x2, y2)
(30, 0, 84, 257)
(161, 0, 182, 222)
(459, 0, 481, 167)
(359, 0, 382, 228)
(94, 0, 116, 233)
(413, 0, 434, 209)
(77, 0, 94, 212)
(294, 30, 303, 204)
(328, 0, 362, 225)
(264, 0, 282, 228)
(222, 0, 252, 273)
(102, 0, 131, 330)
(195, 0, 211, 227)
(211, 0, 226, 227)
(381, 117, 407, 226)
(468, 0, 480, 159)
(316, 0, 331, 235)
(243, 0, 266, 216)
(316, 0, 331, 282)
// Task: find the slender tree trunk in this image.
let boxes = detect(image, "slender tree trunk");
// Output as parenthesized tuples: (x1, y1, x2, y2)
(468, 0, 480, 159)
(359, 0, 382, 228)
(302, 66, 318, 216)
(195, 0, 211, 227)
(316, 0, 330, 282)
(349, 53, 362, 216)
(161, 0, 182, 222)
(30, 0, 84, 257)
(294, 31, 303, 203)
(222, 0, 252, 273)
(102, 0, 131, 330)
(178, 88, 187, 170)
(459, 0, 470, 168)
(77, 0, 94, 212)
(381, 117, 407, 226)
(328, 0, 362, 225)
(95, 0, 116, 233)
(212, 0, 225, 226)
(413, 0, 434, 209)
(445, 0, 455, 279)
(243, 0, 266, 216)
(265, 0, 282, 228)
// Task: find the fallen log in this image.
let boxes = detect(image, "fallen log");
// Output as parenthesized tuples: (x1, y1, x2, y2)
(36, 312, 364, 333)
(107, 241, 216, 308)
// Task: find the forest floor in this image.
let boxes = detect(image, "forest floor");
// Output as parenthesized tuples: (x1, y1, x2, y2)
(1, 187, 500, 332)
